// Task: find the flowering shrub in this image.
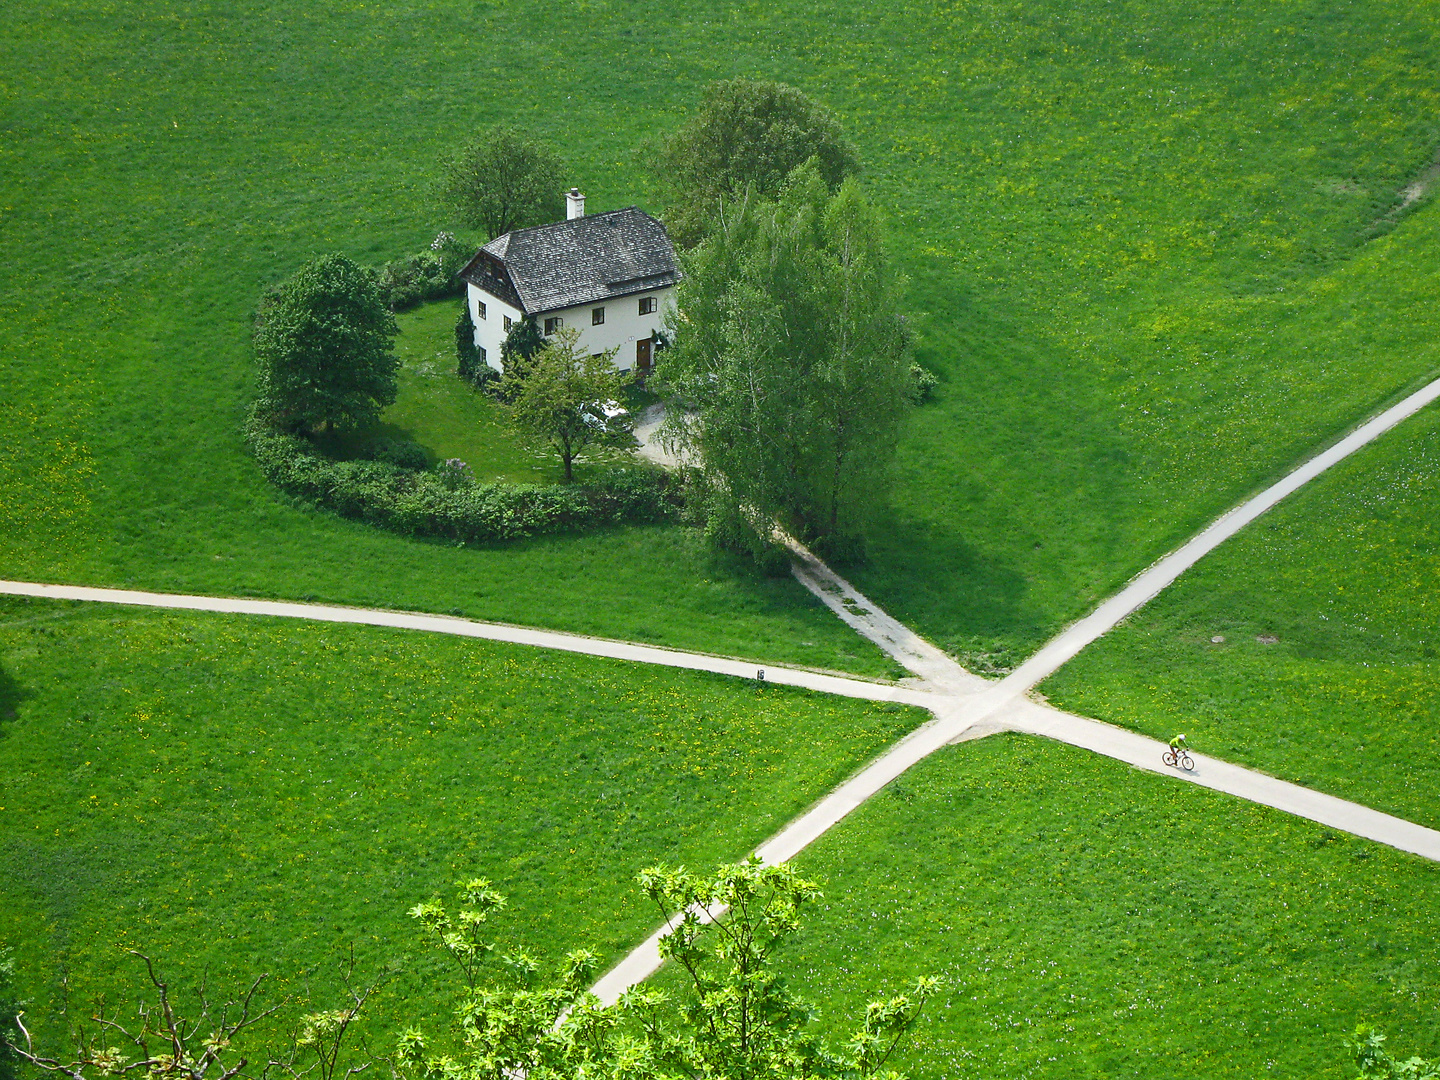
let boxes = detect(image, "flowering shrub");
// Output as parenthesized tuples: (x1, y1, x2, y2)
(435, 458, 474, 491)
(246, 419, 676, 543)
(377, 251, 462, 311)
(377, 234, 472, 312)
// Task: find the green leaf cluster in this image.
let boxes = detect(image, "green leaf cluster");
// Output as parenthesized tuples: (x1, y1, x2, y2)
(440, 125, 567, 241)
(659, 163, 911, 560)
(508, 327, 627, 483)
(1346, 1025, 1439, 1080)
(253, 254, 400, 436)
(497, 317, 546, 392)
(653, 79, 859, 249)
(454, 307, 491, 388)
(397, 860, 935, 1080)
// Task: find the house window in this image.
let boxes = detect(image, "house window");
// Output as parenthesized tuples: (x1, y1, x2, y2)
(592, 307, 605, 326)
(503, 315, 513, 331)
(477, 301, 487, 321)
(544, 316, 562, 335)
(638, 297, 657, 315)
(478, 346, 487, 363)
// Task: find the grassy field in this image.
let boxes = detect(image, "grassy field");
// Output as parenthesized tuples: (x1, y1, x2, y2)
(0, 596, 923, 1053)
(1043, 402, 1440, 829)
(774, 735, 1440, 1079)
(3, 0, 1438, 669)
(843, 2, 1440, 665)
(6, 3, 1440, 1069)
(863, 197, 1440, 669)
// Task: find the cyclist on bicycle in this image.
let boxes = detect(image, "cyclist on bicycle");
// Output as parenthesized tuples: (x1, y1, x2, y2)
(1169, 733, 1188, 753)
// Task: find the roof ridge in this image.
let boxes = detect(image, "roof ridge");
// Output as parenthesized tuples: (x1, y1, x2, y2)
(492, 205, 650, 243)
(467, 206, 679, 317)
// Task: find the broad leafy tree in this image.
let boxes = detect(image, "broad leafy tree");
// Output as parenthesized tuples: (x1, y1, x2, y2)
(507, 327, 624, 482)
(653, 78, 860, 247)
(396, 859, 937, 1080)
(440, 125, 566, 241)
(254, 254, 399, 435)
(659, 162, 911, 561)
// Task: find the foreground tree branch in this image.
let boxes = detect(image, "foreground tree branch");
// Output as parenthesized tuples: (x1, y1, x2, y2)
(10, 951, 378, 1080)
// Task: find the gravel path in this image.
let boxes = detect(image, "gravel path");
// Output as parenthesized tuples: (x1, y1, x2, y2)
(7, 574, 1440, 1007)
(590, 372, 1440, 1001)
(0, 580, 932, 709)
(7, 374, 1440, 1006)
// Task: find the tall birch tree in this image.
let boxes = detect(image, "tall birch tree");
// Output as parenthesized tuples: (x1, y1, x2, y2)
(659, 162, 910, 561)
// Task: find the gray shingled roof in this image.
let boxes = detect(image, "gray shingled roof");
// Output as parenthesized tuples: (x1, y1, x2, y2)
(460, 207, 679, 317)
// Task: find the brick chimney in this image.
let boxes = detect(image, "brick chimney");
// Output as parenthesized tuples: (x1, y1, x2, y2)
(566, 187, 585, 220)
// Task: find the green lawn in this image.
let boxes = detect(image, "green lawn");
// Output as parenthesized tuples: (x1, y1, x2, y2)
(774, 735, 1440, 1079)
(860, 197, 1440, 670)
(1042, 403, 1440, 829)
(7, 2, 1440, 1066)
(0, 596, 923, 1053)
(377, 298, 638, 485)
(3, 0, 1439, 670)
(379, 298, 552, 484)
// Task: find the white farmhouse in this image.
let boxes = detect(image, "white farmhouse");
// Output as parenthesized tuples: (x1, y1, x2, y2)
(457, 189, 680, 378)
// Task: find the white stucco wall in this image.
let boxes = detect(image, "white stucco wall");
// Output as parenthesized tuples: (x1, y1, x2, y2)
(465, 282, 524, 373)
(469, 282, 677, 375)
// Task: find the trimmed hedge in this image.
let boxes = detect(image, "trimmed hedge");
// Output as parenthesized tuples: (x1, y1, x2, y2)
(247, 422, 678, 543)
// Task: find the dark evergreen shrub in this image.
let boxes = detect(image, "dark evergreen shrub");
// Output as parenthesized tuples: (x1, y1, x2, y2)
(456, 305, 482, 381)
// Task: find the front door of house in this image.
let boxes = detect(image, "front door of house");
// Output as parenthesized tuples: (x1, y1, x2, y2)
(636, 337, 653, 377)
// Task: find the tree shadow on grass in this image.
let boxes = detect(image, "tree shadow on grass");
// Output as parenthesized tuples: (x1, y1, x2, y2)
(853, 267, 1144, 666)
(0, 663, 22, 736)
(311, 421, 438, 465)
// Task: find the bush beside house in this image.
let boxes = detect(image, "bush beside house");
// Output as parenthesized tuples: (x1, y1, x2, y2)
(377, 233, 471, 312)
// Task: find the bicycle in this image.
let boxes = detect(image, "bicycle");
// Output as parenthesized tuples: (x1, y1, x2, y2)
(1162, 746, 1195, 771)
